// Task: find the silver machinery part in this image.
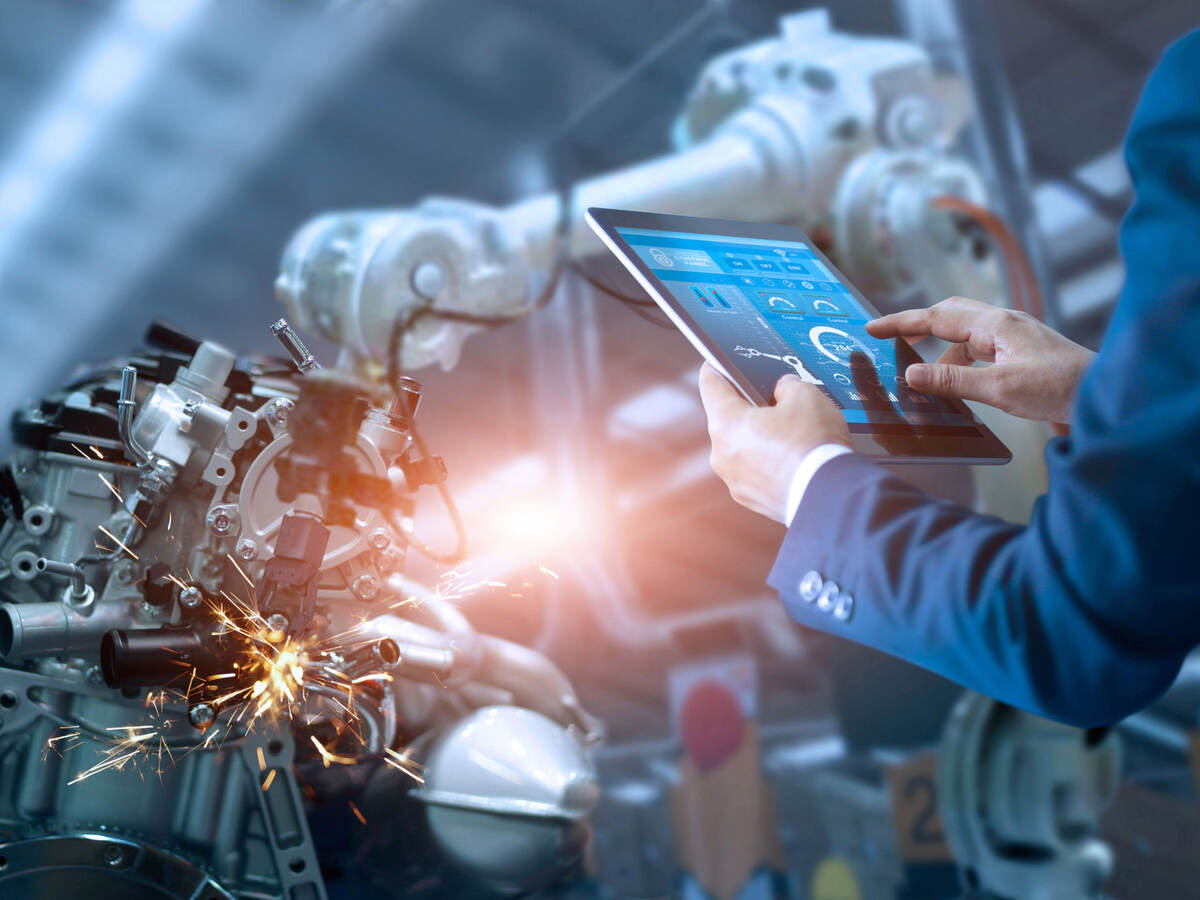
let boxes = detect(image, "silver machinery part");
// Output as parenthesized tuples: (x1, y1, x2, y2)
(0, 833, 234, 900)
(938, 692, 1120, 900)
(271, 317, 320, 373)
(34, 558, 87, 598)
(0, 598, 136, 661)
(117, 366, 151, 467)
(274, 9, 1002, 373)
(0, 326, 602, 898)
(415, 705, 600, 894)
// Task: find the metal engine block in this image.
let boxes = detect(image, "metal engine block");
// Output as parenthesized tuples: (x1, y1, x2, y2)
(0, 322, 601, 899)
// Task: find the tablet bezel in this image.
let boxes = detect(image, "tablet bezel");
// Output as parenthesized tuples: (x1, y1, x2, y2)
(586, 207, 1012, 465)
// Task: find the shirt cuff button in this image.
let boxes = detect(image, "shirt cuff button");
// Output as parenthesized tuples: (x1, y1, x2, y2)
(799, 570, 823, 602)
(816, 582, 839, 613)
(833, 592, 854, 622)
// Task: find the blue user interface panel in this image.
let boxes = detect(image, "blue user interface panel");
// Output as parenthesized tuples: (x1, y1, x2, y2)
(615, 226, 976, 432)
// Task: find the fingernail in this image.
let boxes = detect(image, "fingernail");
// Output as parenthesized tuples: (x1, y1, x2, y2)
(906, 364, 929, 385)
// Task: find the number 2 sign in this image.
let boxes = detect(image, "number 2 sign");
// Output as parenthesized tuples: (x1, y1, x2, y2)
(885, 752, 953, 862)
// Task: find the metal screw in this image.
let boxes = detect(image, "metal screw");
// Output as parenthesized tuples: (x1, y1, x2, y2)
(265, 397, 294, 428)
(104, 844, 125, 867)
(351, 573, 380, 601)
(368, 530, 389, 550)
(188, 704, 215, 730)
(207, 507, 235, 536)
(179, 586, 203, 609)
(235, 539, 257, 561)
(375, 547, 403, 573)
(182, 400, 200, 416)
(86, 666, 105, 686)
(113, 562, 136, 585)
(266, 613, 290, 635)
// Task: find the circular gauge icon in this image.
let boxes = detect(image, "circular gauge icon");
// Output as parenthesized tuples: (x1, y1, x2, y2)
(767, 295, 795, 309)
(801, 281, 815, 290)
(808, 326, 874, 365)
(811, 298, 841, 315)
(832, 373, 852, 385)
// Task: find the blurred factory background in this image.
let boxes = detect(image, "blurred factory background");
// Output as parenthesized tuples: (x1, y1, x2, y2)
(2, 1, 1200, 899)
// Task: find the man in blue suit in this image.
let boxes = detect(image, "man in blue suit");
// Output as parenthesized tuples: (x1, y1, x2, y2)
(698, 31, 1200, 729)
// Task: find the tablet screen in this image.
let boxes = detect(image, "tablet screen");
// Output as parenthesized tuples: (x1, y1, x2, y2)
(613, 225, 979, 435)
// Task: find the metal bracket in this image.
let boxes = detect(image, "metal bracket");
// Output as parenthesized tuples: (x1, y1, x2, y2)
(238, 728, 328, 900)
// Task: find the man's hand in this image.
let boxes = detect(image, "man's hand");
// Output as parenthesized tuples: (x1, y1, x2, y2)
(698, 364, 849, 523)
(867, 296, 1096, 424)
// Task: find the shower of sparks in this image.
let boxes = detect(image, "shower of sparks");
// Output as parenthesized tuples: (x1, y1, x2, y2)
(46, 588, 405, 786)
(45, 691, 193, 785)
(225, 554, 255, 589)
(96, 524, 139, 560)
(384, 746, 425, 784)
(43, 552, 544, 788)
(310, 734, 358, 769)
(98, 474, 123, 502)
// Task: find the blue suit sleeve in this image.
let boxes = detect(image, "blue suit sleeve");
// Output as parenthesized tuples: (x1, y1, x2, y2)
(768, 30, 1200, 728)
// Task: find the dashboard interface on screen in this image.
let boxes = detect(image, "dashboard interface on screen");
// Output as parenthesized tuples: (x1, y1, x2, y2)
(615, 226, 978, 434)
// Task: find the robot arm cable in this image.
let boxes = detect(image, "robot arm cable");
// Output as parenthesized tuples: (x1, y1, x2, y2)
(932, 194, 1044, 321)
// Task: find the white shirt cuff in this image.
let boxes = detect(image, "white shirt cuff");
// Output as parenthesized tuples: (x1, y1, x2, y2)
(785, 443, 853, 525)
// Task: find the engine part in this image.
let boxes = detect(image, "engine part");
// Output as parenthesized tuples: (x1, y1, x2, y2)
(0, 833, 233, 900)
(256, 513, 330, 637)
(100, 627, 232, 689)
(0, 597, 137, 661)
(271, 317, 320, 373)
(0, 320, 601, 898)
(416, 705, 600, 894)
(938, 692, 1120, 900)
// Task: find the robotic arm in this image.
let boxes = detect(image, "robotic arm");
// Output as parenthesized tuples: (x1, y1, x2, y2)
(274, 10, 1002, 374)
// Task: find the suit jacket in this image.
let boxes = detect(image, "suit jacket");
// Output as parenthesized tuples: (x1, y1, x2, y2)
(768, 30, 1200, 729)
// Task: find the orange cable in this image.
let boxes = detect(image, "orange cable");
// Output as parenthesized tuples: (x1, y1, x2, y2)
(931, 195, 1044, 321)
(932, 196, 1068, 435)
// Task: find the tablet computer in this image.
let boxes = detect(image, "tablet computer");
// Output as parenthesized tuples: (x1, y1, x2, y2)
(586, 207, 1011, 464)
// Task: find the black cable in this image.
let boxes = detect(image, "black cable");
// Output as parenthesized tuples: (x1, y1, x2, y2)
(384, 183, 574, 385)
(381, 186, 574, 570)
(569, 261, 655, 306)
(400, 422, 468, 566)
(569, 261, 673, 329)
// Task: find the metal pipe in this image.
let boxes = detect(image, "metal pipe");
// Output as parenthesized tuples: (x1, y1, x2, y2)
(271, 318, 319, 373)
(117, 366, 151, 466)
(0, 600, 133, 660)
(35, 557, 88, 599)
(308, 683, 383, 753)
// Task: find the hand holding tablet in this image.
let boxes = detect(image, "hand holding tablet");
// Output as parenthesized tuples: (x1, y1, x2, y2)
(586, 207, 1011, 464)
